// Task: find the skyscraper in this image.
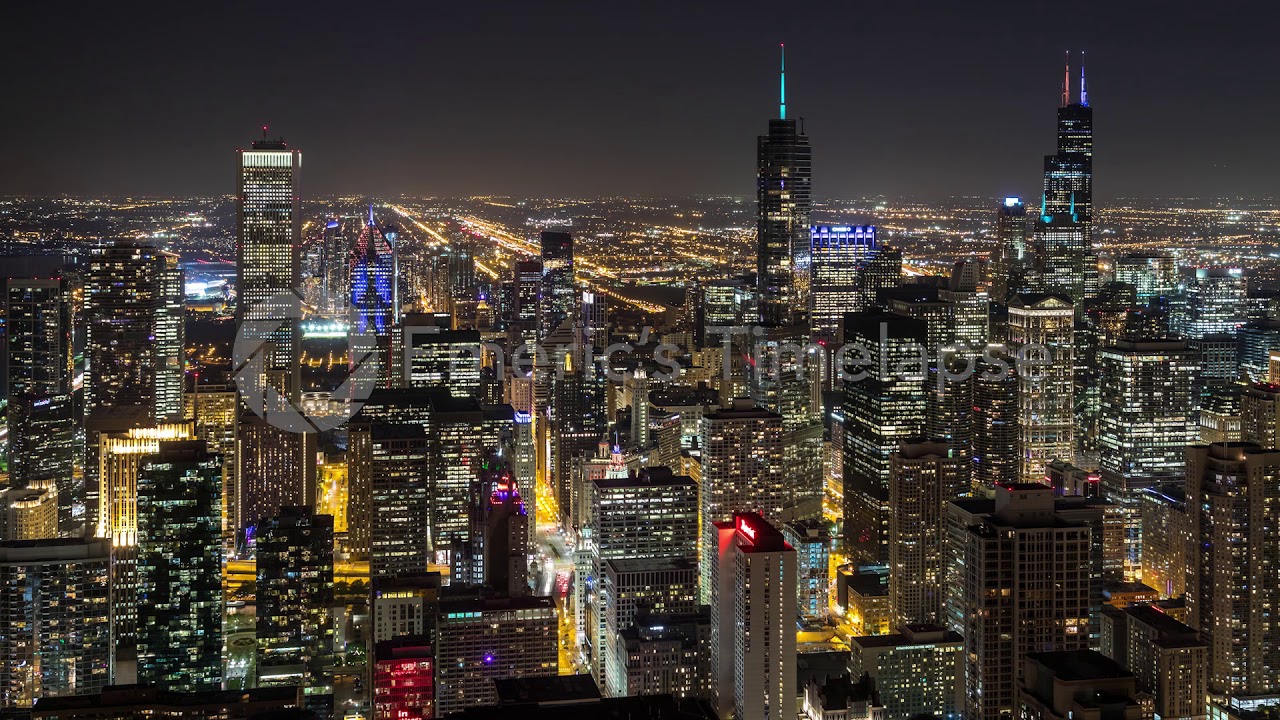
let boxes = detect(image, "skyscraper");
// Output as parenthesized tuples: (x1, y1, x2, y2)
(887, 441, 968, 627)
(84, 240, 184, 422)
(1042, 55, 1093, 234)
(374, 637, 435, 720)
(1008, 294, 1075, 482)
(135, 440, 223, 692)
(710, 512, 796, 720)
(1185, 442, 1280, 696)
(953, 484, 1094, 720)
(350, 207, 398, 387)
(757, 46, 812, 327)
(841, 311, 928, 563)
(601, 557, 699, 697)
(539, 231, 575, 337)
(236, 134, 301, 376)
(808, 225, 884, 344)
(255, 507, 334, 695)
(698, 399, 785, 601)
(990, 197, 1029, 303)
(5, 277, 74, 496)
(236, 413, 317, 538)
(370, 424, 431, 578)
(0, 538, 111, 712)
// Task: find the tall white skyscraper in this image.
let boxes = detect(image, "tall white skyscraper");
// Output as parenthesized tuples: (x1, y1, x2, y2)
(1008, 294, 1075, 482)
(236, 135, 301, 377)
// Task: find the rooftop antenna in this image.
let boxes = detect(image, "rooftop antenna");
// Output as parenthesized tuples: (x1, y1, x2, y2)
(1079, 51, 1088, 106)
(262, 124, 268, 141)
(779, 43, 786, 120)
(368, 204, 375, 226)
(1062, 51, 1070, 107)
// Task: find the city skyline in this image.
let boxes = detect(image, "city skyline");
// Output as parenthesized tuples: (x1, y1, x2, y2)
(4, 2, 1279, 200)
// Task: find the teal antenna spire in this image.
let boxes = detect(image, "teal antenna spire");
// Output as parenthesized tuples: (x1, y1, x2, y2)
(1079, 52, 1088, 106)
(779, 43, 786, 119)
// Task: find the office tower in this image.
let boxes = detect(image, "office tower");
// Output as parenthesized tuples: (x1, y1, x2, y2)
(618, 610, 713, 701)
(1032, 213, 1089, 305)
(941, 258, 990, 349)
(580, 289, 607, 342)
(781, 518, 832, 620)
(1043, 56, 1093, 228)
(374, 637, 434, 720)
(1190, 333, 1240, 389)
(1181, 268, 1246, 338)
(539, 231, 575, 336)
(627, 368, 651, 448)
(808, 225, 882, 344)
(84, 240, 184, 421)
(1099, 604, 1208, 720)
(403, 325, 482, 396)
(710, 512, 796, 720)
(371, 573, 440, 644)
(848, 624, 963, 719)
(1237, 318, 1280, 383)
(955, 484, 1094, 720)
(582, 468, 699, 691)
(255, 507, 334, 693)
(236, 135, 301, 375)
(350, 207, 398, 386)
(990, 197, 1030, 303)
(0, 538, 111, 712)
(318, 216, 348, 315)
(1017, 651, 1147, 720)
(432, 594, 558, 716)
(93, 414, 195, 650)
(236, 413, 316, 538)
(841, 311, 928, 563)
(370, 424, 430, 578)
(185, 383, 238, 552)
(1186, 442, 1280, 696)
(888, 441, 967, 626)
(971, 345, 1020, 490)
(1008, 294, 1075, 482)
(543, 329, 607, 522)
(802, 674, 883, 720)
(1139, 485, 1189, 599)
(1114, 252, 1177, 302)
(512, 259, 542, 326)
(602, 557, 699, 697)
(698, 399, 785, 601)
(1097, 339, 1197, 578)
(5, 277, 74, 496)
(135, 440, 223, 692)
(698, 276, 755, 348)
(757, 47, 811, 327)
(0, 480, 58, 540)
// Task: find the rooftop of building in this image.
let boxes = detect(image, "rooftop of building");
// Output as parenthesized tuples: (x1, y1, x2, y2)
(1025, 649, 1133, 682)
(1122, 604, 1204, 646)
(604, 557, 697, 575)
(851, 623, 962, 649)
(492, 674, 602, 705)
(703, 397, 782, 421)
(438, 591, 556, 614)
(448, 694, 718, 719)
(374, 635, 433, 662)
(32, 685, 300, 712)
(807, 673, 879, 712)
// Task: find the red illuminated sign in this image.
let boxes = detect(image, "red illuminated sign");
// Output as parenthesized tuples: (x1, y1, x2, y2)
(737, 516, 757, 541)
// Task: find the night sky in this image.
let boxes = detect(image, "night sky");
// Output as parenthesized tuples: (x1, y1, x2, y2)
(3, 1, 1274, 201)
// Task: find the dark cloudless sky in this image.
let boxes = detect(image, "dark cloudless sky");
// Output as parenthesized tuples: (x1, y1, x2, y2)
(2, 1, 1276, 201)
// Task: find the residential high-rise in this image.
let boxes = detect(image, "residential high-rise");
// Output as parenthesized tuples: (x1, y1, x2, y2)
(954, 484, 1095, 720)
(236, 135, 301, 376)
(350, 207, 398, 386)
(185, 383, 238, 553)
(432, 594, 558, 717)
(255, 507, 334, 696)
(888, 441, 968, 627)
(370, 424, 431, 578)
(841, 311, 928, 563)
(135, 440, 223, 692)
(848, 624, 963, 720)
(698, 399, 785, 601)
(1097, 339, 1198, 579)
(1139, 485, 1189, 599)
(236, 413, 317, 538)
(757, 47, 811, 327)
(0, 538, 111, 713)
(1008, 294, 1075, 482)
(710, 512, 796, 720)
(1185, 442, 1280, 696)
(0, 480, 58, 540)
(374, 637, 434, 720)
(617, 609, 712, 701)
(5, 277, 74, 496)
(539, 231, 575, 337)
(971, 345, 1020, 490)
(1098, 604, 1208, 720)
(990, 197, 1029, 303)
(84, 240, 184, 421)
